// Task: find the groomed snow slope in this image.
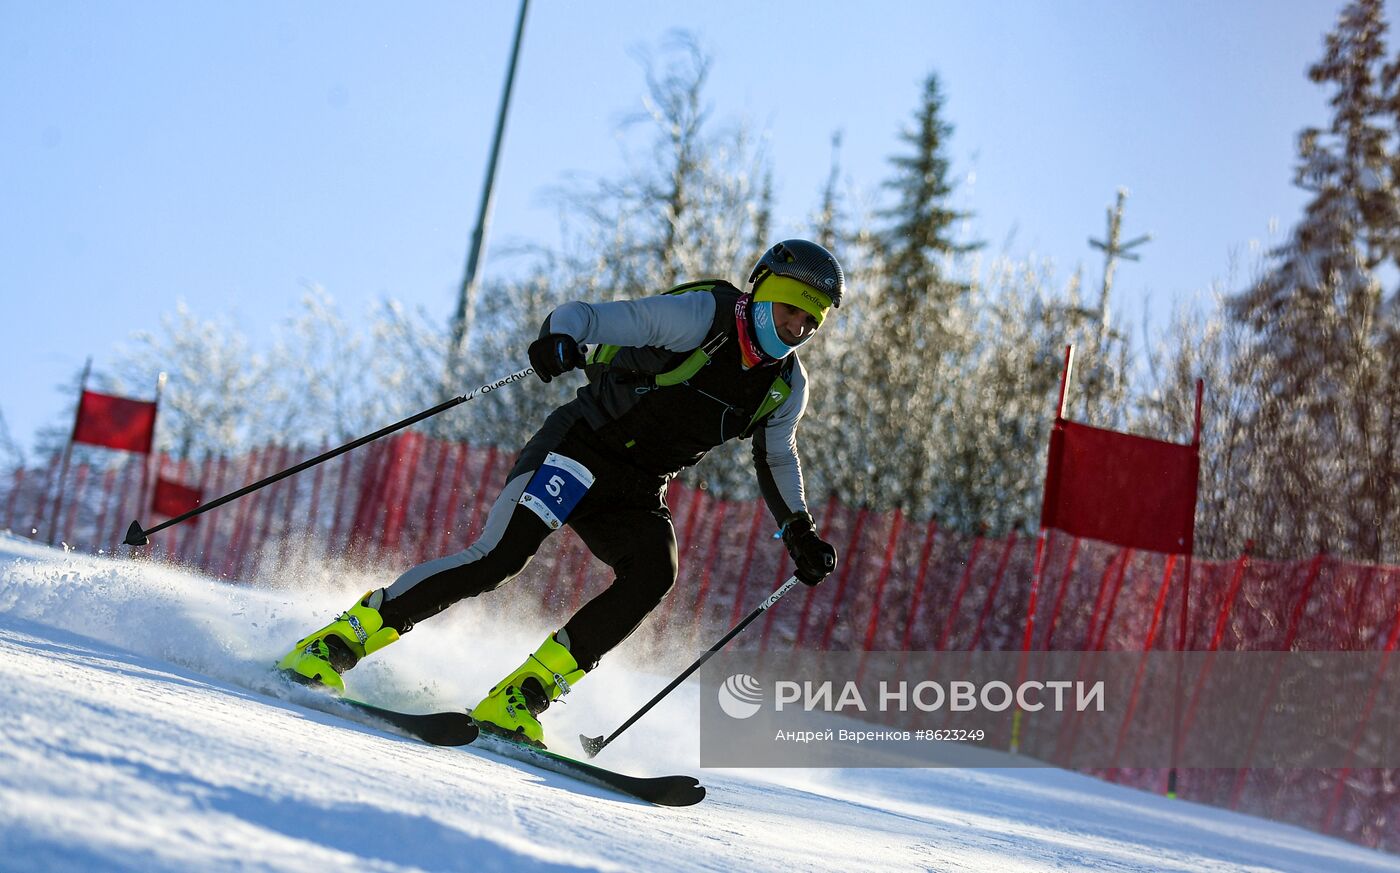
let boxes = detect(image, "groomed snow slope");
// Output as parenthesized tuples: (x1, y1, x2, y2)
(1, 532, 1396, 873)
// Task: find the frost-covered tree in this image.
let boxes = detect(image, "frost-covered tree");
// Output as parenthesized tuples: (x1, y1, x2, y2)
(110, 302, 276, 459)
(1229, 0, 1399, 561)
(795, 226, 887, 511)
(1137, 270, 1260, 559)
(271, 287, 395, 444)
(929, 258, 1131, 534)
(548, 31, 769, 307)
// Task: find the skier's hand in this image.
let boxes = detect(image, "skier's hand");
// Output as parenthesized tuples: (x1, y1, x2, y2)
(781, 512, 837, 586)
(528, 333, 586, 383)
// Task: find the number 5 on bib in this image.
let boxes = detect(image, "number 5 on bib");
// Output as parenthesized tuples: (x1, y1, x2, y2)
(519, 452, 595, 530)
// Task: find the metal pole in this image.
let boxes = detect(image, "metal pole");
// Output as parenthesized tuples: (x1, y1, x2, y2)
(448, 0, 530, 375)
(47, 357, 92, 545)
(124, 365, 535, 546)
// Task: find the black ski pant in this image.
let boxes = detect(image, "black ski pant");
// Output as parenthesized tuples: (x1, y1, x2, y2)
(378, 405, 678, 672)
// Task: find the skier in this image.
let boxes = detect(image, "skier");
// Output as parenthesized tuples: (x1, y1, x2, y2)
(276, 239, 843, 746)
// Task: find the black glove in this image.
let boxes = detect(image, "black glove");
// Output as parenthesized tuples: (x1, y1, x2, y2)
(781, 513, 837, 586)
(528, 333, 585, 383)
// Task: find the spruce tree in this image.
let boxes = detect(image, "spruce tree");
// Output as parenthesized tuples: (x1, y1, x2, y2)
(858, 72, 983, 515)
(1229, 0, 1398, 560)
(879, 72, 980, 310)
(815, 132, 844, 253)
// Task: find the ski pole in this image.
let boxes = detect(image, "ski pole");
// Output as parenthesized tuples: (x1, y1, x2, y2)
(123, 366, 536, 546)
(580, 575, 801, 758)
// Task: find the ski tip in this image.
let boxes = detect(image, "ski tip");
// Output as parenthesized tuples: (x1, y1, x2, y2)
(653, 778, 706, 807)
(122, 520, 149, 547)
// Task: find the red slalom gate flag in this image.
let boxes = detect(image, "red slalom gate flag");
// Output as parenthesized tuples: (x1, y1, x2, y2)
(72, 390, 157, 454)
(1040, 418, 1200, 555)
(152, 476, 202, 520)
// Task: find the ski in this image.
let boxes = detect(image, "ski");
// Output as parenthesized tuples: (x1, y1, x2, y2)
(272, 673, 702, 803)
(271, 671, 478, 746)
(323, 705, 705, 805)
(465, 725, 706, 807)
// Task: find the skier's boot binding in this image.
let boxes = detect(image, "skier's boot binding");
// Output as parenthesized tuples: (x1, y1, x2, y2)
(275, 589, 400, 694)
(471, 632, 586, 748)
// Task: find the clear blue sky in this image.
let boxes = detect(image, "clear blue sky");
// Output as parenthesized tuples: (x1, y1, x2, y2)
(0, 1, 1353, 457)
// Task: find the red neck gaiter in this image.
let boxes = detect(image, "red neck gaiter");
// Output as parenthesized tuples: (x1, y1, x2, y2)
(734, 293, 774, 368)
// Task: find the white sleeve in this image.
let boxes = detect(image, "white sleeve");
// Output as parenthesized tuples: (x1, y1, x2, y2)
(752, 357, 810, 521)
(545, 292, 716, 352)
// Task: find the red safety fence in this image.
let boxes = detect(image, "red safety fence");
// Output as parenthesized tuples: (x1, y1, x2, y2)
(3, 435, 1399, 851)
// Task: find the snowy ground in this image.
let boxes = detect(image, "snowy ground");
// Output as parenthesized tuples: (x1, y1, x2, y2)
(1, 532, 1397, 872)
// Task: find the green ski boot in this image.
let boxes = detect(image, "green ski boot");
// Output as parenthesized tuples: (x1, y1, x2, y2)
(471, 632, 586, 747)
(275, 589, 400, 694)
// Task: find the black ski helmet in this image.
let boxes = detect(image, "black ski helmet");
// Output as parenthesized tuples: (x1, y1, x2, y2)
(747, 239, 845, 308)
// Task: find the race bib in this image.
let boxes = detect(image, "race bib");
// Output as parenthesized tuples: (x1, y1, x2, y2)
(519, 452, 595, 530)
